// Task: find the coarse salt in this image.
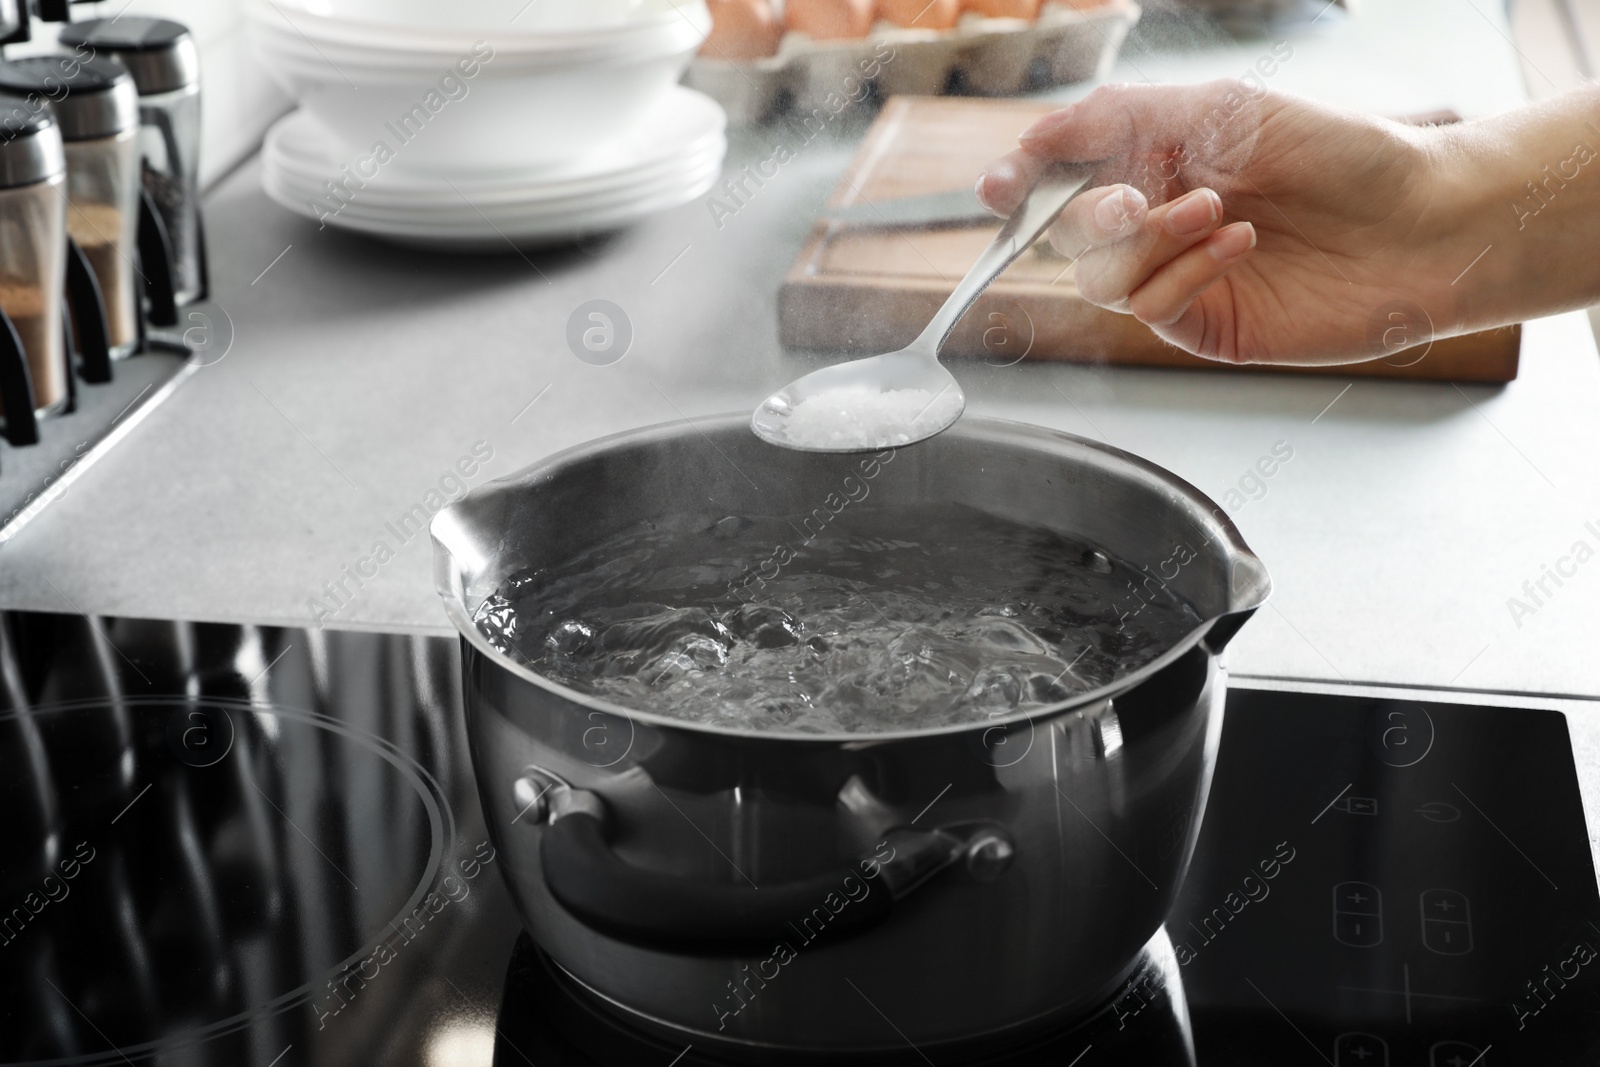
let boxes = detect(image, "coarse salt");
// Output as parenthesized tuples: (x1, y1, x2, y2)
(781, 384, 963, 450)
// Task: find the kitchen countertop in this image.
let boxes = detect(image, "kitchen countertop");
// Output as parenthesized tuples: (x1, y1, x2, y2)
(1, 0, 1597, 702)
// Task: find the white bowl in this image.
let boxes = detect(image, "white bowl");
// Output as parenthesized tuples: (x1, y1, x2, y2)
(248, 12, 702, 71)
(298, 0, 661, 32)
(249, 14, 705, 174)
(297, 0, 665, 31)
(251, 0, 708, 57)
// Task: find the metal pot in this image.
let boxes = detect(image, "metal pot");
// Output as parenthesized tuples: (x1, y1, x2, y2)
(431, 415, 1269, 1060)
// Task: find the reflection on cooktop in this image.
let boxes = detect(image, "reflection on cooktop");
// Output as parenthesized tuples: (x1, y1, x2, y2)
(491, 930, 1196, 1065)
(2, 610, 1599, 1065)
(0, 611, 520, 1067)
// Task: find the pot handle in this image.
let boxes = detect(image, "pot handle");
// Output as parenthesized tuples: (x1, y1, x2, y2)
(524, 771, 1014, 956)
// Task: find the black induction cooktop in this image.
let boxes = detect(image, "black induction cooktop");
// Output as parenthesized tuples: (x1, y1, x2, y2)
(1, 610, 1597, 1066)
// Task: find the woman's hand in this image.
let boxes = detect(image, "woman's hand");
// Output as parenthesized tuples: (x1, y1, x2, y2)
(976, 81, 1473, 365)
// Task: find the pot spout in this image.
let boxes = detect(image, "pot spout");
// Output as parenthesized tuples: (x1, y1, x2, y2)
(1202, 549, 1272, 655)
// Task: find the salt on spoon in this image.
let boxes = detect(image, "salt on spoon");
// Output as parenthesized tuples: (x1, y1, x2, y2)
(752, 162, 1099, 453)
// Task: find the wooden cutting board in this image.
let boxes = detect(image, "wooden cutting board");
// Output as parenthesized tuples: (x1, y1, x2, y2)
(778, 97, 1521, 382)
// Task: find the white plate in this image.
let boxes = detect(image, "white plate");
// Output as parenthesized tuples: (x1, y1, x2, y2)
(267, 146, 725, 217)
(262, 86, 725, 197)
(266, 151, 723, 224)
(264, 157, 720, 250)
(262, 89, 726, 248)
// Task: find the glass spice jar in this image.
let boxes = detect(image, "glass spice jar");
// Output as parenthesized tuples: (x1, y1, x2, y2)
(59, 18, 203, 309)
(0, 56, 141, 361)
(0, 95, 67, 420)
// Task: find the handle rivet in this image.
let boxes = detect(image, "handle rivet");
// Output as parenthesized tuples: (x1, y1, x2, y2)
(964, 831, 1015, 882)
(513, 774, 550, 824)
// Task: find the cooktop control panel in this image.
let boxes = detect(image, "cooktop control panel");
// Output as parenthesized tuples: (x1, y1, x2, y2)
(1170, 688, 1600, 1065)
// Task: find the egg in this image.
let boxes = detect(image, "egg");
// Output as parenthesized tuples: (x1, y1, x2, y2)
(785, 0, 876, 39)
(964, 0, 1043, 17)
(879, 0, 962, 29)
(702, 0, 784, 59)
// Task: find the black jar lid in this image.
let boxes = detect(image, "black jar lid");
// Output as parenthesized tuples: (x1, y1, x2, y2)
(59, 17, 198, 96)
(0, 56, 139, 141)
(0, 93, 64, 188)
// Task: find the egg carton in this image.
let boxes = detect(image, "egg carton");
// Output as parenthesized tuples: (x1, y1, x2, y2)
(1167, 0, 1314, 37)
(685, 0, 1142, 125)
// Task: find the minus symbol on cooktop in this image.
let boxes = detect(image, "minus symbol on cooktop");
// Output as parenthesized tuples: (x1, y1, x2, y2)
(1312, 783, 1354, 825)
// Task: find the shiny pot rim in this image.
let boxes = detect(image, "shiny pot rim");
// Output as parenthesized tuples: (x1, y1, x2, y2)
(431, 413, 1271, 745)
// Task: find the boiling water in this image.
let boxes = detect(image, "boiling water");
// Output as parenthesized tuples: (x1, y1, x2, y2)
(472, 503, 1202, 734)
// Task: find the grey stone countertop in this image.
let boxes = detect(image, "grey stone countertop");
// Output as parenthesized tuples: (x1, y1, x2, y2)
(0, 1, 1597, 702)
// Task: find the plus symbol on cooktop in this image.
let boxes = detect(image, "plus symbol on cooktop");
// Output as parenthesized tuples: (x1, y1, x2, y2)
(1349, 1047, 1373, 1061)
(1349, 891, 1370, 904)
(1446, 1057, 1471, 1067)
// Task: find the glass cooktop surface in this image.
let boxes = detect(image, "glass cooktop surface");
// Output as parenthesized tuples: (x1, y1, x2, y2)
(1, 611, 1596, 1066)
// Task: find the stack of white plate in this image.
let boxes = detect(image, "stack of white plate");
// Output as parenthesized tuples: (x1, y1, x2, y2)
(247, 0, 726, 250)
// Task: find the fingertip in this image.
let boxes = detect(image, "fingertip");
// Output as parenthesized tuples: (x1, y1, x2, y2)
(1163, 188, 1223, 237)
(1019, 103, 1076, 145)
(976, 153, 1037, 216)
(1206, 221, 1256, 262)
(1092, 184, 1148, 236)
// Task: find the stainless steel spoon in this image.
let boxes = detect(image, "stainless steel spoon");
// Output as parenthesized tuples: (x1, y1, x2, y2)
(752, 162, 1098, 453)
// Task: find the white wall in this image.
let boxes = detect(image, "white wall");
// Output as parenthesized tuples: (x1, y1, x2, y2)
(16, 0, 292, 187)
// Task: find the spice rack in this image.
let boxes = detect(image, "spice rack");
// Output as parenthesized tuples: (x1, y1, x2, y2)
(0, 0, 210, 541)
